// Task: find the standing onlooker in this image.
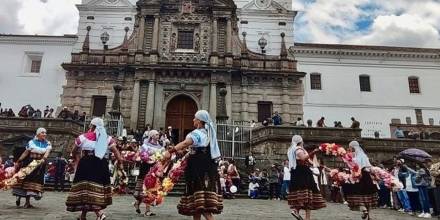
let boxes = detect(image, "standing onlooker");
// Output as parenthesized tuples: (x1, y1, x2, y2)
(406, 166, 421, 214)
(350, 117, 360, 129)
(78, 112, 86, 122)
(262, 119, 269, 126)
(53, 153, 68, 191)
(407, 160, 433, 218)
(316, 117, 326, 127)
(166, 126, 176, 145)
(72, 110, 79, 121)
(268, 164, 280, 200)
(281, 160, 291, 200)
(429, 161, 440, 216)
(143, 124, 152, 140)
(393, 159, 412, 213)
(244, 152, 256, 174)
(250, 120, 256, 128)
(394, 127, 405, 139)
(57, 107, 71, 119)
(272, 112, 282, 126)
(7, 108, 15, 117)
(318, 159, 330, 201)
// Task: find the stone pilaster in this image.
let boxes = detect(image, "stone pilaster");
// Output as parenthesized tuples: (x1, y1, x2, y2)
(145, 80, 155, 127)
(137, 15, 145, 51)
(209, 83, 217, 120)
(130, 80, 140, 129)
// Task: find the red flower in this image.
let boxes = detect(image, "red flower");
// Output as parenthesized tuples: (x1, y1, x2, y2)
(144, 175, 158, 189)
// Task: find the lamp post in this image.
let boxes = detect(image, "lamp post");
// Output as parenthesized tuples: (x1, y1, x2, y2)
(258, 36, 267, 68)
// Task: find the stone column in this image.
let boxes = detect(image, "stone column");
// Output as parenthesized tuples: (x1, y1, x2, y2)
(282, 87, 290, 123)
(210, 18, 218, 66)
(240, 86, 249, 121)
(151, 15, 160, 53)
(137, 16, 145, 50)
(225, 83, 232, 122)
(145, 80, 155, 126)
(130, 80, 140, 129)
(216, 88, 228, 122)
(226, 18, 232, 54)
(209, 83, 217, 120)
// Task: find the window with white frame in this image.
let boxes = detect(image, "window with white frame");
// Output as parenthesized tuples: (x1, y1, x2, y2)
(23, 52, 43, 75)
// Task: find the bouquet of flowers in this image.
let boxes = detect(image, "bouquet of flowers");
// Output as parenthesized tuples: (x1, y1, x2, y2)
(143, 152, 189, 206)
(370, 166, 403, 191)
(121, 151, 137, 162)
(0, 160, 43, 190)
(319, 143, 346, 156)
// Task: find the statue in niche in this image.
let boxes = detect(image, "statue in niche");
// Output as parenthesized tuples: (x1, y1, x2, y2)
(170, 32, 176, 51)
(194, 33, 200, 52)
(182, 1, 192, 14)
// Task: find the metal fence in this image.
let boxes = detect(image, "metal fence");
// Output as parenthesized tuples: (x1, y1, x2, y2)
(216, 121, 252, 159)
(83, 115, 124, 137)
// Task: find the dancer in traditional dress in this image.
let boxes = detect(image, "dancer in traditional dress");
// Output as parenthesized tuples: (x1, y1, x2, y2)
(66, 118, 124, 220)
(287, 135, 326, 220)
(133, 129, 163, 216)
(12, 127, 52, 208)
(164, 110, 223, 220)
(342, 141, 377, 220)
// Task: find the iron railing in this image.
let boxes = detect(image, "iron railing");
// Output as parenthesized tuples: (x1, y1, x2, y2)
(216, 121, 253, 159)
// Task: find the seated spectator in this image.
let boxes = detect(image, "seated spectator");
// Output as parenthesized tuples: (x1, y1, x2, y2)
(336, 121, 343, 128)
(408, 129, 420, 140)
(34, 109, 42, 118)
(79, 111, 86, 122)
(317, 117, 326, 127)
(350, 117, 360, 129)
(58, 106, 71, 119)
(394, 127, 405, 138)
(248, 178, 260, 199)
(43, 106, 50, 118)
(7, 108, 15, 117)
(293, 117, 304, 126)
(18, 105, 29, 117)
(272, 112, 282, 126)
(262, 119, 269, 127)
(72, 110, 79, 121)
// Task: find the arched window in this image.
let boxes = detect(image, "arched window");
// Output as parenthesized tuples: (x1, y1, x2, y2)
(408, 76, 420, 93)
(359, 75, 371, 92)
(310, 73, 321, 90)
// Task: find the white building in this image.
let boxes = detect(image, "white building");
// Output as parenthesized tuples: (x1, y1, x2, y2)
(74, 0, 137, 52)
(0, 34, 77, 113)
(235, 0, 296, 55)
(292, 43, 440, 138)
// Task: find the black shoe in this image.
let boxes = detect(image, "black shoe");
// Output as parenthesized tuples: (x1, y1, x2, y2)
(15, 200, 20, 207)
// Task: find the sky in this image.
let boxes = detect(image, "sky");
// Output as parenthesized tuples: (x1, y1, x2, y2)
(1, 0, 440, 48)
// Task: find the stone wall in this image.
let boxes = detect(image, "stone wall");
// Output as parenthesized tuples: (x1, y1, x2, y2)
(0, 118, 84, 159)
(248, 125, 440, 169)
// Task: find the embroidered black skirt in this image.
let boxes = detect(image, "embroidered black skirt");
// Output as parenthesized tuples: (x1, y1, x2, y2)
(342, 168, 378, 211)
(12, 156, 46, 200)
(287, 163, 326, 210)
(177, 149, 223, 216)
(66, 154, 112, 212)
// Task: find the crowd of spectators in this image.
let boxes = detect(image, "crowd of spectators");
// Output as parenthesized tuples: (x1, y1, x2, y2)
(0, 104, 86, 123)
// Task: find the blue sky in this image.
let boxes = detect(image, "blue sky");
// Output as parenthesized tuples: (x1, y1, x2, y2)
(1, 0, 440, 48)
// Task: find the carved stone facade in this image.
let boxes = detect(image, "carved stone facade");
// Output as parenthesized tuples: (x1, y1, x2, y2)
(61, 0, 305, 139)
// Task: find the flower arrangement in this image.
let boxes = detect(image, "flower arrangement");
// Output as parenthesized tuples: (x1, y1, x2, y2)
(142, 152, 189, 206)
(319, 143, 401, 190)
(0, 160, 43, 190)
(370, 166, 403, 191)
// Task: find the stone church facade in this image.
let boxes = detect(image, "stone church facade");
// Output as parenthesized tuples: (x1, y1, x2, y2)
(60, 0, 304, 140)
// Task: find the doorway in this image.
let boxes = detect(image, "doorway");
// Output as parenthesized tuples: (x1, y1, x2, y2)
(165, 95, 198, 142)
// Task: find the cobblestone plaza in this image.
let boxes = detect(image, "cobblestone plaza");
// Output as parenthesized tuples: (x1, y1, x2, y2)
(0, 191, 419, 220)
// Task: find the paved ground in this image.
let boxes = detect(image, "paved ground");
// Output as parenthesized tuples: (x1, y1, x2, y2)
(0, 191, 425, 220)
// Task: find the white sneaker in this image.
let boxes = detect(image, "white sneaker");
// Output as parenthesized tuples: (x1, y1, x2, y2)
(418, 213, 426, 217)
(398, 208, 404, 212)
(423, 213, 432, 218)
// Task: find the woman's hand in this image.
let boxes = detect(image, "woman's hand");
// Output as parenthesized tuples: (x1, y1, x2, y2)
(163, 151, 172, 162)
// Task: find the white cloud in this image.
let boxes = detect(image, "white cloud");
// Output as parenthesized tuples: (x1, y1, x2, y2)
(16, 0, 81, 35)
(0, 0, 24, 34)
(348, 14, 440, 48)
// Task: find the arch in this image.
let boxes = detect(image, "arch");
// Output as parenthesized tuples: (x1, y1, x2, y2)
(165, 94, 199, 142)
(162, 92, 201, 111)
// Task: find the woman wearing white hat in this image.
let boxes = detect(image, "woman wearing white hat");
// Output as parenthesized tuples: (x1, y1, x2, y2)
(287, 135, 326, 220)
(66, 117, 124, 220)
(164, 110, 223, 220)
(12, 127, 52, 208)
(342, 141, 377, 220)
(133, 129, 163, 216)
